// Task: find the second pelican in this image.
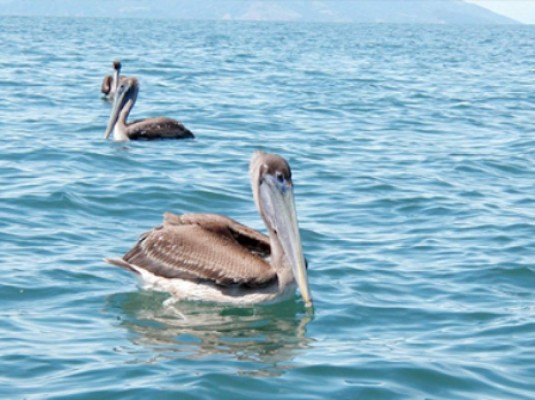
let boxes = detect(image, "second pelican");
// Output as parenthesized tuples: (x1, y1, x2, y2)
(101, 59, 123, 101)
(104, 77, 194, 141)
(105, 151, 312, 307)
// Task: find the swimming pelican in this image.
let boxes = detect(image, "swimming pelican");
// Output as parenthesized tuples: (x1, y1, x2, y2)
(105, 151, 312, 307)
(101, 59, 124, 101)
(104, 76, 194, 141)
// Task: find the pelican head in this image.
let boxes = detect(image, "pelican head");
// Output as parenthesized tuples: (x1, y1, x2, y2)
(250, 151, 312, 307)
(112, 59, 122, 72)
(104, 77, 139, 140)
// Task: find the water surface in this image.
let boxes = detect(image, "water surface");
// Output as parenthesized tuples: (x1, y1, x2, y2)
(1, 17, 534, 399)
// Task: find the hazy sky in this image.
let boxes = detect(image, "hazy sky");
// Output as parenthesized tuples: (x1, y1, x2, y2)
(467, 0, 535, 23)
(0, 0, 533, 24)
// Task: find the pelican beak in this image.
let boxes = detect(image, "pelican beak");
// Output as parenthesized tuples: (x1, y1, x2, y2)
(104, 84, 124, 140)
(113, 68, 120, 90)
(261, 175, 313, 307)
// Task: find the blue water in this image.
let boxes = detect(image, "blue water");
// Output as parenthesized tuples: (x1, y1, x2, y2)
(1, 16, 535, 399)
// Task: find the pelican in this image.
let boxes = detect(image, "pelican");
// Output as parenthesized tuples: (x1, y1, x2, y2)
(101, 59, 124, 101)
(105, 151, 312, 307)
(104, 77, 194, 141)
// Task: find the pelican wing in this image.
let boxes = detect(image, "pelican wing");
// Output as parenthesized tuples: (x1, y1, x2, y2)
(127, 117, 194, 140)
(114, 213, 275, 287)
(101, 75, 112, 95)
(164, 213, 271, 259)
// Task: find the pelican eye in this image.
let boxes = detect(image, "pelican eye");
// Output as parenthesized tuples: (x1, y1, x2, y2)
(276, 171, 285, 184)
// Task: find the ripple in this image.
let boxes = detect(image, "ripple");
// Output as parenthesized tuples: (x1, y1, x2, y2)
(1, 17, 535, 400)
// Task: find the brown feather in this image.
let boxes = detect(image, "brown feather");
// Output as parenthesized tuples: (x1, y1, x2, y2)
(117, 213, 276, 287)
(104, 257, 140, 274)
(127, 117, 194, 140)
(163, 212, 270, 258)
(101, 75, 112, 95)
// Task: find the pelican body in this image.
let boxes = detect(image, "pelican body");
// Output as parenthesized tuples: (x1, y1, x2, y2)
(105, 151, 312, 307)
(104, 77, 194, 141)
(101, 59, 124, 101)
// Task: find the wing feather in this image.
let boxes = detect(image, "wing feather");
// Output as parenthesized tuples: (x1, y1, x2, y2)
(163, 212, 270, 258)
(127, 117, 194, 140)
(101, 75, 112, 95)
(118, 213, 276, 287)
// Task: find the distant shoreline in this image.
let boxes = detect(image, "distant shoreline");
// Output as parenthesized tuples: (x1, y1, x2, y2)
(0, 0, 520, 25)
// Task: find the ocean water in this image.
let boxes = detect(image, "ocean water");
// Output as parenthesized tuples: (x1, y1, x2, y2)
(1, 16, 534, 399)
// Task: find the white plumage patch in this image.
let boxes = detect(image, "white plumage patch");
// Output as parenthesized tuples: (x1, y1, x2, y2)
(130, 264, 295, 306)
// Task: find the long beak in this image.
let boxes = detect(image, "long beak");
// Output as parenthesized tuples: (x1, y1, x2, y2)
(104, 89, 122, 139)
(261, 176, 313, 307)
(113, 68, 120, 92)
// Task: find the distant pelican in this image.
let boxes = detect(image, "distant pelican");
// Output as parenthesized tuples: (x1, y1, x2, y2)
(101, 59, 124, 101)
(103, 77, 194, 141)
(105, 151, 312, 307)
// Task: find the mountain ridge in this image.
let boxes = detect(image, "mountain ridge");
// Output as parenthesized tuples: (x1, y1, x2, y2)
(0, 0, 518, 24)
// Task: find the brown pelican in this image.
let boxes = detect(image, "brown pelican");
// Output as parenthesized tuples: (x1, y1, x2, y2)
(101, 59, 124, 101)
(105, 151, 312, 307)
(104, 76, 194, 141)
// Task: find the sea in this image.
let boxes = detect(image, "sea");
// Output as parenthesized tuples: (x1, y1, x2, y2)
(1, 16, 534, 399)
